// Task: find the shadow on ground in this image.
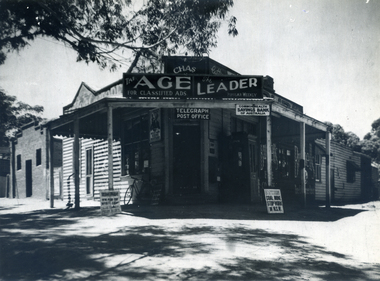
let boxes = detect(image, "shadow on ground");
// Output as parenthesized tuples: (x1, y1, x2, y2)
(0, 206, 379, 280)
(121, 203, 365, 222)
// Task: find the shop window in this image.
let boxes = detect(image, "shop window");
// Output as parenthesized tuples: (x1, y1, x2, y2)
(315, 154, 322, 182)
(17, 154, 21, 170)
(36, 148, 42, 166)
(276, 147, 294, 179)
(232, 118, 256, 135)
(122, 115, 149, 176)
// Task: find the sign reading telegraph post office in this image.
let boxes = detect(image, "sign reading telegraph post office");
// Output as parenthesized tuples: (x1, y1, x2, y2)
(123, 74, 263, 100)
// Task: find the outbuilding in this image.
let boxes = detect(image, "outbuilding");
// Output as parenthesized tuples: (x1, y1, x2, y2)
(9, 121, 62, 199)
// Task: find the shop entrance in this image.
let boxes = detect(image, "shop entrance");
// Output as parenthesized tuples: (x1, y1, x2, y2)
(221, 132, 259, 203)
(173, 124, 201, 194)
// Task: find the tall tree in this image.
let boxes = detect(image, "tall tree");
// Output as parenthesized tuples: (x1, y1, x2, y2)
(360, 118, 380, 164)
(0, 89, 44, 146)
(0, 0, 238, 72)
(324, 122, 360, 149)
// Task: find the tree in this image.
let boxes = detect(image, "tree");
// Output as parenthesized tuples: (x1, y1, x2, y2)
(324, 122, 360, 149)
(0, 89, 44, 147)
(359, 118, 380, 164)
(0, 0, 238, 72)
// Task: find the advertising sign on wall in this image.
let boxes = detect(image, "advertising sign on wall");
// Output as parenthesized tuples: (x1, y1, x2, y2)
(123, 74, 263, 100)
(175, 108, 210, 120)
(264, 189, 284, 214)
(236, 104, 270, 116)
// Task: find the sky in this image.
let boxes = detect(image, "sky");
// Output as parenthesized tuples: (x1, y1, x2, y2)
(0, 0, 379, 139)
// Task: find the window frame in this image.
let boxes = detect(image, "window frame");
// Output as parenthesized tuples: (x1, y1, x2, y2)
(36, 148, 42, 166)
(122, 114, 150, 176)
(16, 154, 21, 170)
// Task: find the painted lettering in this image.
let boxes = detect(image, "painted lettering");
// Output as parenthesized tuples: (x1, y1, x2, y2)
(134, 76, 155, 89)
(176, 76, 191, 89)
(157, 76, 172, 89)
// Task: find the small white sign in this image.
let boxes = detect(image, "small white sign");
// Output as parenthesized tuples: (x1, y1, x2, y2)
(236, 104, 270, 116)
(100, 190, 122, 216)
(264, 189, 284, 214)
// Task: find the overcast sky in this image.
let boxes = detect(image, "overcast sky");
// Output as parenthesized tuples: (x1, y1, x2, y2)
(1, 0, 379, 138)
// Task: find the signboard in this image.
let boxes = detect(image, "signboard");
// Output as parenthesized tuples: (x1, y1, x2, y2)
(100, 190, 121, 216)
(264, 189, 284, 214)
(236, 104, 270, 116)
(163, 56, 239, 75)
(149, 108, 161, 142)
(175, 108, 210, 120)
(123, 74, 263, 100)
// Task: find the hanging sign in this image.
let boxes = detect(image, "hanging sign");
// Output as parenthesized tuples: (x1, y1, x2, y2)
(236, 104, 270, 116)
(123, 74, 263, 100)
(264, 189, 284, 214)
(175, 108, 210, 120)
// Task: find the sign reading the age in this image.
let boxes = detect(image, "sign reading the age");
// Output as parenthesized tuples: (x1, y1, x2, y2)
(123, 74, 263, 100)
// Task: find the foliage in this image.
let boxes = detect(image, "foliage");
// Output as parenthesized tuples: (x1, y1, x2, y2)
(0, 89, 44, 146)
(324, 122, 360, 150)
(325, 119, 380, 164)
(359, 118, 380, 164)
(0, 0, 238, 72)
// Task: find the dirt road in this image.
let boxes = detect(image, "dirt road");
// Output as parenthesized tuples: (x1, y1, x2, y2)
(0, 199, 379, 280)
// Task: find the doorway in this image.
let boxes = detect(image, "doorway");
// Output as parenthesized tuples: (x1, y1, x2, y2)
(248, 136, 260, 202)
(25, 159, 32, 197)
(173, 124, 201, 194)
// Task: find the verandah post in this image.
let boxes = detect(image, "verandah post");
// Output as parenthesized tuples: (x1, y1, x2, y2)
(73, 117, 80, 210)
(266, 116, 272, 187)
(300, 122, 306, 207)
(325, 131, 331, 208)
(107, 105, 114, 190)
(48, 128, 55, 208)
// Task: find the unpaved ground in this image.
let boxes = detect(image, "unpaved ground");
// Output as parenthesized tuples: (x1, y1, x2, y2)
(0, 198, 379, 280)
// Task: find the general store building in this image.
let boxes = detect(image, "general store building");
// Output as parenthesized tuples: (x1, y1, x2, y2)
(47, 56, 332, 208)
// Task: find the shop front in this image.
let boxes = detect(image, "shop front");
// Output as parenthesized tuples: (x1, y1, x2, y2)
(47, 56, 332, 209)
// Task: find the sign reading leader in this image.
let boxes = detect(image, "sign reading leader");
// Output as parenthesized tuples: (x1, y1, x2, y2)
(123, 74, 263, 100)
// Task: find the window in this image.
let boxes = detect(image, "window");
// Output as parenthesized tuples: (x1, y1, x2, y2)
(36, 149, 42, 166)
(85, 148, 93, 195)
(122, 115, 149, 176)
(276, 146, 294, 179)
(17, 155, 21, 170)
(347, 160, 359, 183)
(232, 117, 256, 135)
(315, 154, 322, 182)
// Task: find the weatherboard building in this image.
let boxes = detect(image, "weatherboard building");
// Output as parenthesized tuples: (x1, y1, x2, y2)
(46, 56, 333, 208)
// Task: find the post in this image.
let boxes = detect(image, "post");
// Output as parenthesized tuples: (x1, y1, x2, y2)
(73, 117, 80, 210)
(266, 116, 272, 187)
(10, 140, 16, 198)
(325, 131, 331, 208)
(49, 129, 55, 208)
(300, 122, 306, 207)
(107, 105, 114, 190)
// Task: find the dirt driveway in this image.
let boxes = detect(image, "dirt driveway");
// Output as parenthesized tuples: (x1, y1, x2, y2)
(0, 199, 379, 280)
